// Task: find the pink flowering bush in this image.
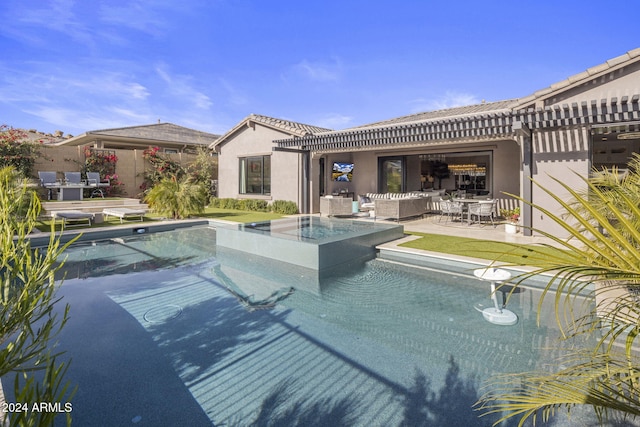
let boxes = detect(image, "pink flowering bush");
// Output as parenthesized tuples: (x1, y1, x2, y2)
(0, 125, 41, 178)
(83, 146, 124, 196)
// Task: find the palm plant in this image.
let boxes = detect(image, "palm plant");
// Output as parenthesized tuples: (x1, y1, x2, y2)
(477, 157, 640, 426)
(144, 175, 208, 219)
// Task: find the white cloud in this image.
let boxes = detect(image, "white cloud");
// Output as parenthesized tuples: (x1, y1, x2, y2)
(314, 113, 354, 130)
(410, 91, 481, 113)
(98, 1, 167, 37)
(13, 0, 96, 49)
(288, 58, 343, 82)
(155, 65, 212, 110)
(218, 78, 248, 107)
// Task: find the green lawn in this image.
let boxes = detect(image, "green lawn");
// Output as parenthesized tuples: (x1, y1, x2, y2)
(401, 231, 571, 265)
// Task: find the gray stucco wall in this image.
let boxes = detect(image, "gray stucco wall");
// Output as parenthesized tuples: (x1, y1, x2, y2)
(216, 123, 301, 207)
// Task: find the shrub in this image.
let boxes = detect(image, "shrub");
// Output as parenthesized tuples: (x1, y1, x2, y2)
(217, 198, 240, 210)
(0, 125, 42, 178)
(140, 146, 186, 195)
(271, 200, 299, 215)
(83, 146, 124, 196)
(144, 176, 208, 219)
(243, 199, 269, 212)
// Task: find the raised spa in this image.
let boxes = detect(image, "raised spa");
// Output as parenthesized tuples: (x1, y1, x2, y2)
(215, 216, 404, 272)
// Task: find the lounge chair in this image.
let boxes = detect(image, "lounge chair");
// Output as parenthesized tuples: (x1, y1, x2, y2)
(86, 172, 110, 198)
(103, 207, 147, 223)
(54, 210, 94, 228)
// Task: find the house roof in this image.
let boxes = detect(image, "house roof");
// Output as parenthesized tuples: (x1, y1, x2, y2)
(349, 99, 520, 130)
(211, 114, 333, 149)
(512, 47, 640, 110)
(274, 48, 640, 152)
(55, 123, 220, 150)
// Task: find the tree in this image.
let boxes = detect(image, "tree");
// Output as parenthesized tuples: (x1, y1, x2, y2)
(144, 175, 208, 219)
(0, 166, 77, 426)
(477, 156, 640, 426)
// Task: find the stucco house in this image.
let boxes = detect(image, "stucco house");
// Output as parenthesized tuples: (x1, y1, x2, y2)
(212, 48, 640, 236)
(35, 122, 219, 197)
(212, 114, 331, 206)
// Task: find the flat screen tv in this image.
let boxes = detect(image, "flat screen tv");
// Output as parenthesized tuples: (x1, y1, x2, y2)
(332, 162, 354, 182)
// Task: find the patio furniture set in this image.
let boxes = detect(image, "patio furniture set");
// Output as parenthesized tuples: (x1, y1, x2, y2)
(40, 171, 148, 227)
(321, 190, 446, 222)
(321, 189, 498, 227)
(38, 171, 110, 201)
(440, 197, 498, 226)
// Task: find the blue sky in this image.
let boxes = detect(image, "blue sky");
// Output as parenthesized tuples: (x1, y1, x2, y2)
(1, 0, 638, 136)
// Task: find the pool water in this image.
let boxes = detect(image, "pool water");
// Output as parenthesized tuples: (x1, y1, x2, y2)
(216, 216, 404, 272)
(234, 215, 399, 242)
(6, 226, 602, 426)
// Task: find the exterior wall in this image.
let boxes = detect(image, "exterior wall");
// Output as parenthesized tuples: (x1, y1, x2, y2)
(530, 126, 590, 238)
(492, 140, 521, 211)
(34, 145, 197, 198)
(217, 124, 301, 206)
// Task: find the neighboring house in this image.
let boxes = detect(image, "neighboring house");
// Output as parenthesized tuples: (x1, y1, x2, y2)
(213, 48, 640, 237)
(34, 123, 219, 197)
(55, 122, 220, 153)
(212, 114, 332, 207)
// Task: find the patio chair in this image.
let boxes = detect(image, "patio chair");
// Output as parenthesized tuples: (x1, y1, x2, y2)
(64, 171, 84, 185)
(468, 200, 497, 227)
(86, 172, 110, 198)
(38, 171, 59, 200)
(439, 200, 463, 223)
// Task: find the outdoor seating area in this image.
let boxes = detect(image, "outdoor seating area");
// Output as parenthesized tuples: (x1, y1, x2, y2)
(320, 189, 505, 226)
(38, 171, 110, 201)
(438, 197, 499, 226)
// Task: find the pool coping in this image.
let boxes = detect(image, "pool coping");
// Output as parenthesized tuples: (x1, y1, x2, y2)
(376, 235, 594, 294)
(27, 218, 212, 247)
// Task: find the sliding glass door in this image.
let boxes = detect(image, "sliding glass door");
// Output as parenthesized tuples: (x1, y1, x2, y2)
(379, 157, 405, 193)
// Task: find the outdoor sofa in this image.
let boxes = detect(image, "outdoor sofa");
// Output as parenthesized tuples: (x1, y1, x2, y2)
(360, 192, 437, 221)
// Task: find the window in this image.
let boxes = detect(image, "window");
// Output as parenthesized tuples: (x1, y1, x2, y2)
(239, 155, 270, 195)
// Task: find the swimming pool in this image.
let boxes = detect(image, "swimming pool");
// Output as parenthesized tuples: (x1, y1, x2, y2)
(4, 225, 600, 426)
